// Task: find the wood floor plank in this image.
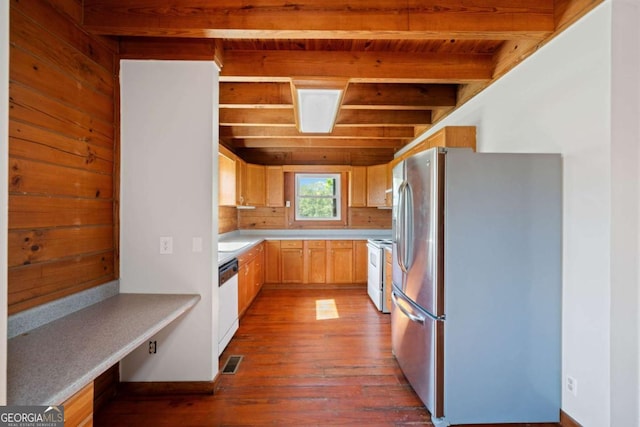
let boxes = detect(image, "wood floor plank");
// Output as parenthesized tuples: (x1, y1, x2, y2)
(95, 288, 560, 426)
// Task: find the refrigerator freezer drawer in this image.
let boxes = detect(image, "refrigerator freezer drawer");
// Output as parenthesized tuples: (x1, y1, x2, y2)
(391, 289, 443, 419)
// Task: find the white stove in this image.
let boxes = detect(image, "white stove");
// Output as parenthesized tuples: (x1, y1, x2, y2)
(367, 238, 392, 312)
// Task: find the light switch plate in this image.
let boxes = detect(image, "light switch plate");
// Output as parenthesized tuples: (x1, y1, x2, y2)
(192, 237, 203, 253)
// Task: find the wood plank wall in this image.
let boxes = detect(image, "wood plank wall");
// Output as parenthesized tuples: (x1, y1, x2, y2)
(218, 206, 238, 234)
(238, 206, 390, 229)
(8, 0, 118, 314)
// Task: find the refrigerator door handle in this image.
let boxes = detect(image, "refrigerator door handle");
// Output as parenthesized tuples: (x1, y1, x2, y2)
(391, 291, 425, 325)
(396, 181, 408, 273)
(404, 183, 415, 271)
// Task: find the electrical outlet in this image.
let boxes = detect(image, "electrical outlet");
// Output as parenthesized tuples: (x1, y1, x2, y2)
(149, 340, 157, 354)
(160, 236, 173, 254)
(566, 376, 577, 396)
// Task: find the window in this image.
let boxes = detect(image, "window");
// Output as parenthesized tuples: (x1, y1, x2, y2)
(295, 174, 341, 221)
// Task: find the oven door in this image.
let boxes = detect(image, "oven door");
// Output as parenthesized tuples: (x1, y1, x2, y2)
(367, 243, 383, 311)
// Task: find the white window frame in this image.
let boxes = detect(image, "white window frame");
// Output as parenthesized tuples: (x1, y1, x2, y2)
(294, 173, 341, 221)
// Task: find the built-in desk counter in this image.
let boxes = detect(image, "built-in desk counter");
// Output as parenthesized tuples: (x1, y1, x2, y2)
(8, 293, 200, 406)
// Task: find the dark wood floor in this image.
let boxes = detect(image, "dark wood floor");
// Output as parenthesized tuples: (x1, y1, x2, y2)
(95, 287, 561, 426)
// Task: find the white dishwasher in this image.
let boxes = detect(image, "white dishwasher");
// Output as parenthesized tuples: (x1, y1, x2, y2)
(218, 258, 239, 356)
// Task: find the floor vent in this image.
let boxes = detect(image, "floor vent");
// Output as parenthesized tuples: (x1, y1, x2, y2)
(222, 355, 243, 374)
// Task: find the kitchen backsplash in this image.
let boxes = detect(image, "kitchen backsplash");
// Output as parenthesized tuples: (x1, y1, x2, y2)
(218, 206, 391, 234)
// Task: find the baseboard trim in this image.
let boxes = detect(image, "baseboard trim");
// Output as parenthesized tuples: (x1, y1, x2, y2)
(118, 380, 216, 396)
(561, 410, 582, 427)
(262, 283, 367, 290)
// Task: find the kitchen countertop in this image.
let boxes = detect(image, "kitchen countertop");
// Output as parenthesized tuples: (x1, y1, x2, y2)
(218, 229, 392, 265)
(8, 293, 200, 405)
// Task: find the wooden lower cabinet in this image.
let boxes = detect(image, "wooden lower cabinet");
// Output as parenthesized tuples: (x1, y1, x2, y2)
(327, 240, 354, 284)
(353, 240, 368, 284)
(264, 240, 281, 283)
(63, 382, 93, 427)
(264, 239, 368, 285)
(238, 243, 265, 316)
(384, 247, 393, 312)
(280, 240, 304, 283)
(304, 240, 326, 284)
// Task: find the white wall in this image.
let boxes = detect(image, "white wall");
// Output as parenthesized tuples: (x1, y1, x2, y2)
(0, 0, 9, 405)
(610, 1, 640, 425)
(119, 60, 219, 381)
(399, 3, 637, 426)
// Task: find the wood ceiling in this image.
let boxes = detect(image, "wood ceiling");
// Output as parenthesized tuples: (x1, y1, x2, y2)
(82, 0, 601, 165)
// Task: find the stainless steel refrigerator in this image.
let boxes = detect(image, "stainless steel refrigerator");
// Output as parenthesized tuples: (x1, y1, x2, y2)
(391, 147, 562, 427)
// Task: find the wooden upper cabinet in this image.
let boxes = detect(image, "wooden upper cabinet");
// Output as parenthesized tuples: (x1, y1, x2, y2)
(367, 164, 389, 207)
(266, 166, 284, 207)
(244, 163, 266, 206)
(218, 152, 236, 206)
(236, 157, 247, 206)
(349, 166, 367, 207)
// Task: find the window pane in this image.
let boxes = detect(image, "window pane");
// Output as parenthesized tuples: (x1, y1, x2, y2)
(298, 177, 335, 197)
(298, 198, 337, 219)
(294, 173, 341, 221)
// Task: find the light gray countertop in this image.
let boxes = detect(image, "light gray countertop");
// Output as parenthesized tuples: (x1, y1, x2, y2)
(218, 229, 392, 265)
(8, 293, 200, 405)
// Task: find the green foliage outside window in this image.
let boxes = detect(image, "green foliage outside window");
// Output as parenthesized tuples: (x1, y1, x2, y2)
(295, 174, 340, 220)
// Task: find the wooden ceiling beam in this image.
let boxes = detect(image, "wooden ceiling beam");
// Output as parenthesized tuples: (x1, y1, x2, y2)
(119, 37, 223, 67)
(228, 138, 405, 149)
(220, 82, 293, 107)
(342, 83, 457, 109)
(219, 82, 457, 110)
(83, 0, 554, 39)
(220, 108, 432, 127)
(220, 126, 415, 139)
(220, 108, 295, 126)
(220, 50, 493, 83)
(337, 110, 432, 126)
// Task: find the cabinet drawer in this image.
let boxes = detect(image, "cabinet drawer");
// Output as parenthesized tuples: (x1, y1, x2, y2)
(328, 240, 353, 249)
(281, 240, 303, 249)
(237, 252, 251, 265)
(238, 243, 263, 265)
(305, 240, 326, 249)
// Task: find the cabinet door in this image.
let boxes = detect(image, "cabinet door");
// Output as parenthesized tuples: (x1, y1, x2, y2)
(304, 240, 326, 284)
(264, 240, 281, 283)
(244, 163, 266, 206)
(384, 248, 393, 312)
(367, 164, 388, 207)
(238, 262, 251, 316)
(281, 241, 304, 283)
(353, 240, 368, 283)
(218, 152, 236, 206)
(327, 240, 354, 284)
(266, 166, 284, 207)
(349, 166, 367, 207)
(236, 158, 246, 206)
(63, 382, 93, 427)
(254, 243, 265, 294)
